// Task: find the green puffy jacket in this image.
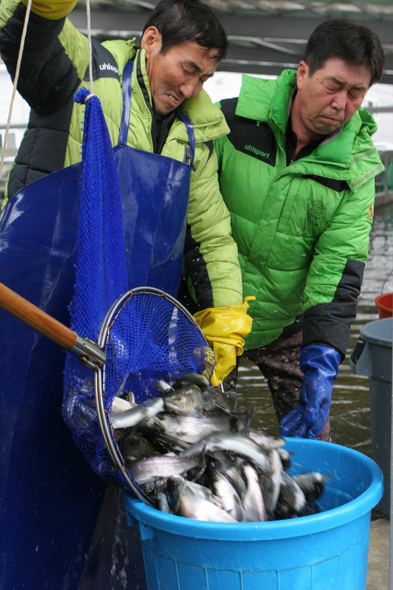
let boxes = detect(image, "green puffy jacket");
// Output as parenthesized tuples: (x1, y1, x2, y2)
(214, 70, 384, 356)
(0, 0, 243, 309)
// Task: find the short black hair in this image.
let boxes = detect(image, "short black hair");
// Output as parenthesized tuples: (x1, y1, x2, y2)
(305, 19, 385, 86)
(142, 0, 228, 61)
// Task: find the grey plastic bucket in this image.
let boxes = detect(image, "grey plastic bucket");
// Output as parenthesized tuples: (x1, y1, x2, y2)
(350, 317, 392, 516)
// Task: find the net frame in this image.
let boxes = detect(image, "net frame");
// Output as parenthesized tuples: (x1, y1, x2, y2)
(92, 286, 215, 505)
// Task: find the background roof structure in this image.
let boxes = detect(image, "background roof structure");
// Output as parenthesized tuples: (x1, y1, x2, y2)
(69, 0, 393, 84)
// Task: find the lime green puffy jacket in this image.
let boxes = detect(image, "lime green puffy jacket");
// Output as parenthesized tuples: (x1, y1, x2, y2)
(214, 71, 384, 355)
(0, 0, 243, 309)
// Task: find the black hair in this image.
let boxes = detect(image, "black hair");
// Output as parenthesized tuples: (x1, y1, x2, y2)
(142, 0, 228, 61)
(305, 19, 385, 86)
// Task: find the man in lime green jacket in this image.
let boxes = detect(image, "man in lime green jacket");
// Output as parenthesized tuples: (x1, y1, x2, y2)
(213, 19, 385, 440)
(0, 0, 252, 384)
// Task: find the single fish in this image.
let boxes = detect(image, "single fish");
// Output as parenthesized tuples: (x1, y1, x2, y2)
(224, 464, 248, 498)
(172, 373, 236, 412)
(248, 428, 285, 449)
(110, 396, 164, 429)
(181, 431, 273, 474)
(242, 463, 267, 522)
(119, 432, 158, 462)
(211, 471, 243, 521)
(200, 386, 237, 412)
(275, 471, 306, 520)
(172, 372, 210, 391)
(291, 471, 326, 503)
(127, 453, 205, 485)
(111, 395, 134, 413)
(125, 391, 136, 405)
(157, 491, 172, 514)
(204, 451, 246, 498)
(155, 380, 174, 395)
(166, 475, 237, 523)
(258, 448, 282, 518)
(164, 384, 205, 415)
(207, 452, 247, 498)
(277, 447, 292, 471)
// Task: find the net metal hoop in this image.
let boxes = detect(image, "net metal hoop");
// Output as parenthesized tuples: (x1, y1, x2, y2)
(94, 286, 209, 505)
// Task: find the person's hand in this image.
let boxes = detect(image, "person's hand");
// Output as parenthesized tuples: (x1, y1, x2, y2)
(209, 341, 237, 387)
(27, 0, 78, 20)
(280, 345, 341, 439)
(194, 297, 255, 387)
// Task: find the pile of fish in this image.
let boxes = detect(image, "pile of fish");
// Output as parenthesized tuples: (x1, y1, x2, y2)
(111, 373, 326, 523)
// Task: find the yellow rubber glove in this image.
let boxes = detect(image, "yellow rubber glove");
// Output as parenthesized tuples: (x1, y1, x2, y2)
(194, 296, 255, 387)
(22, 0, 78, 19)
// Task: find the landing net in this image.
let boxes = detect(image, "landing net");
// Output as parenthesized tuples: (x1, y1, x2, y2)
(62, 88, 214, 490)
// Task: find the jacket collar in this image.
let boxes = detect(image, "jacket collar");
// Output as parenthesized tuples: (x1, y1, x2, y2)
(235, 69, 380, 171)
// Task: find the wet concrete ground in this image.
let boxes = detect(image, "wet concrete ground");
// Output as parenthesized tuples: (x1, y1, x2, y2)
(368, 518, 389, 589)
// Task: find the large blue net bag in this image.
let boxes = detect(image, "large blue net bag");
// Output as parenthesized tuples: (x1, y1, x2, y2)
(62, 88, 214, 496)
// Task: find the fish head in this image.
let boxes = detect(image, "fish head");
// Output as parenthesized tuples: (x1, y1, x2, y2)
(164, 385, 204, 415)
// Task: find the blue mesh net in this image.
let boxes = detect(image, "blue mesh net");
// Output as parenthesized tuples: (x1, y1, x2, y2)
(62, 88, 214, 491)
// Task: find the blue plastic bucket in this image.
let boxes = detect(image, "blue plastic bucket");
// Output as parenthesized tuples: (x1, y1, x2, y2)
(123, 438, 383, 590)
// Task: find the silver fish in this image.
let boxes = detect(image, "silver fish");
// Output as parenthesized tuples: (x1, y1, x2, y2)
(173, 373, 237, 412)
(211, 471, 244, 521)
(277, 447, 292, 471)
(207, 452, 247, 498)
(242, 464, 267, 522)
(141, 405, 253, 450)
(119, 432, 159, 462)
(258, 448, 282, 518)
(164, 384, 205, 415)
(110, 396, 164, 429)
(200, 387, 238, 412)
(275, 471, 306, 519)
(291, 471, 326, 503)
(248, 428, 285, 449)
(155, 380, 174, 395)
(172, 373, 210, 391)
(157, 491, 172, 514)
(111, 395, 135, 414)
(167, 475, 237, 523)
(127, 453, 205, 485)
(181, 431, 273, 474)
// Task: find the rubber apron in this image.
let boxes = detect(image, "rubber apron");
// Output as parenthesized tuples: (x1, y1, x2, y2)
(115, 59, 195, 294)
(0, 60, 194, 590)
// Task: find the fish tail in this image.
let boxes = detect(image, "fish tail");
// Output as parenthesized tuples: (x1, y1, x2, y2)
(238, 403, 255, 434)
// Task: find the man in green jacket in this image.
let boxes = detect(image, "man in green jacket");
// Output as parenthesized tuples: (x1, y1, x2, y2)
(213, 19, 385, 440)
(0, 0, 252, 384)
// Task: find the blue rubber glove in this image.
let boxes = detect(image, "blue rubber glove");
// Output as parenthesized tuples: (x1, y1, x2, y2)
(280, 345, 341, 439)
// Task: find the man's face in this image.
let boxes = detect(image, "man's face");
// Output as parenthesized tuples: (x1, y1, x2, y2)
(141, 26, 219, 116)
(294, 56, 372, 141)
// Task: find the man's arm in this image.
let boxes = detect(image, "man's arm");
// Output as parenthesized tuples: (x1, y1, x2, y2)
(302, 178, 375, 357)
(0, 0, 87, 111)
(186, 144, 243, 309)
(185, 142, 253, 386)
(281, 178, 376, 438)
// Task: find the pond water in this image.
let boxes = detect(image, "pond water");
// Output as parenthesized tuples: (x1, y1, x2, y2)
(234, 201, 393, 517)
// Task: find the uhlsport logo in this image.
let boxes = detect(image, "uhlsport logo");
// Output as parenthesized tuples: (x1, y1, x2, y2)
(99, 63, 119, 74)
(245, 144, 270, 160)
(367, 204, 374, 222)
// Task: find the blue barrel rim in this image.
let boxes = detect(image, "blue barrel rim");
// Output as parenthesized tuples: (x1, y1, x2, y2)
(123, 438, 383, 541)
